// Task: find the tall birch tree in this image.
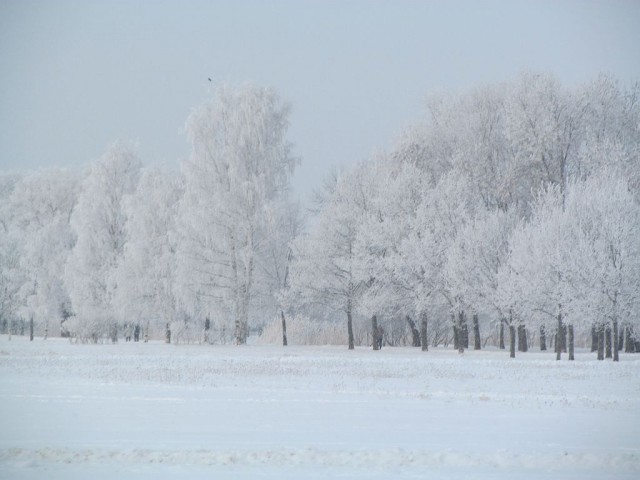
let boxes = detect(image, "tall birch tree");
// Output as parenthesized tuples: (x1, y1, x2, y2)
(177, 84, 296, 345)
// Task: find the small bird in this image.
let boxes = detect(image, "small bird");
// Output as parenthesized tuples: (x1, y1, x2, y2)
(208, 77, 212, 82)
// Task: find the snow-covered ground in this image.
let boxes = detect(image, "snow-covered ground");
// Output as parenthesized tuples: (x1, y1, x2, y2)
(0, 337, 639, 479)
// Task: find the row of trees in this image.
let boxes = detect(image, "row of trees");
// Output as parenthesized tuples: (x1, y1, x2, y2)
(1, 85, 299, 346)
(285, 73, 640, 360)
(1, 73, 639, 360)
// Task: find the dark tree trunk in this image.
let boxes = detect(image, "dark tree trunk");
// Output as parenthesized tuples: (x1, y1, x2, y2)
(625, 326, 635, 353)
(499, 318, 505, 350)
(540, 326, 547, 351)
(613, 318, 619, 362)
(234, 318, 242, 345)
(453, 311, 466, 353)
(517, 325, 528, 352)
(453, 316, 460, 351)
(111, 322, 118, 344)
(556, 310, 562, 361)
(29, 316, 34, 341)
(473, 314, 481, 350)
(204, 317, 210, 344)
(281, 311, 288, 347)
(165, 323, 171, 344)
(597, 324, 604, 360)
(372, 315, 379, 351)
(568, 324, 574, 361)
(555, 322, 566, 355)
(517, 325, 524, 352)
(405, 315, 421, 347)
(591, 325, 598, 352)
(347, 308, 354, 350)
(617, 327, 624, 353)
(420, 312, 428, 352)
(605, 325, 612, 358)
(453, 311, 465, 353)
(461, 312, 469, 350)
(509, 324, 516, 358)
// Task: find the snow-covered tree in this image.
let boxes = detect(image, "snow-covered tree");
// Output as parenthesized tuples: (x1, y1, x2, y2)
(176, 84, 296, 345)
(65, 143, 141, 342)
(287, 162, 380, 349)
(576, 74, 640, 191)
(499, 185, 577, 359)
(115, 168, 183, 341)
(416, 171, 481, 352)
(444, 208, 517, 350)
(498, 171, 640, 360)
(353, 158, 428, 347)
(9, 169, 77, 338)
(563, 171, 640, 361)
(0, 175, 23, 337)
(505, 72, 581, 202)
(258, 198, 304, 346)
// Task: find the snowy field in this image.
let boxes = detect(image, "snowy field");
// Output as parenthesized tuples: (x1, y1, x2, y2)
(1, 337, 639, 479)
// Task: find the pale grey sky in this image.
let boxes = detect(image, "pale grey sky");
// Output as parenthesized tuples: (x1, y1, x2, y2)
(1, 0, 639, 199)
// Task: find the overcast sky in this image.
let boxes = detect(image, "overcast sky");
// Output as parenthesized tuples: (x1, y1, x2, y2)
(1, 0, 639, 200)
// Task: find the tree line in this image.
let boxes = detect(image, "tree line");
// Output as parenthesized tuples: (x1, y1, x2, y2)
(1, 73, 639, 360)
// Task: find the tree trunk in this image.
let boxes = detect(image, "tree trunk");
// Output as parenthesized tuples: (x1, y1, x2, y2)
(540, 326, 547, 351)
(165, 323, 171, 344)
(232, 240, 242, 345)
(111, 322, 118, 344)
(29, 316, 34, 341)
(453, 311, 466, 353)
(241, 244, 254, 345)
(235, 287, 250, 345)
(405, 316, 421, 347)
(453, 321, 460, 352)
(420, 312, 428, 352)
(372, 315, 379, 351)
(234, 317, 242, 345)
(568, 324, 574, 361)
(617, 328, 624, 353)
(461, 312, 469, 349)
(281, 311, 288, 347)
(472, 314, 481, 350)
(561, 325, 567, 353)
(517, 325, 528, 352)
(591, 325, 598, 352)
(556, 309, 562, 361)
(597, 324, 604, 360)
(347, 306, 354, 350)
(605, 325, 612, 358)
(204, 317, 210, 344)
(509, 324, 516, 358)
(499, 318, 505, 349)
(613, 317, 619, 362)
(625, 326, 635, 353)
